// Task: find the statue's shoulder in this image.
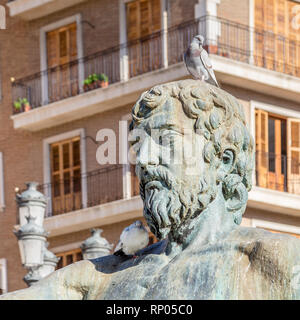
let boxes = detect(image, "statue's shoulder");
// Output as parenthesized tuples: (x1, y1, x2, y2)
(232, 226, 300, 263)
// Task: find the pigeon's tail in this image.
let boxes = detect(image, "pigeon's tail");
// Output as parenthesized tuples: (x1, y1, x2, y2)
(113, 249, 125, 257)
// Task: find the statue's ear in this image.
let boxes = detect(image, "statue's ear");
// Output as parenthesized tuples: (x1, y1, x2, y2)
(221, 149, 235, 174)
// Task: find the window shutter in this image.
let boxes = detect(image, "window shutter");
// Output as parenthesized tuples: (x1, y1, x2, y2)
(140, 0, 151, 38)
(127, 1, 140, 41)
(50, 137, 81, 215)
(255, 109, 269, 188)
(151, 0, 161, 33)
(287, 118, 300, 195)
(254, 0, 264, 67)
(69, 24, 77, 60)
(47, 30, 59, 68)
(46, 23, 77, 68)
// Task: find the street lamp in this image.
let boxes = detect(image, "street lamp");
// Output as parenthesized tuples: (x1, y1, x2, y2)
(80, 229, 113, 260)
(16, 182, 47, 227)
(38, 242, 60, 279)
(23, 242, 60, 287)
(14, 215, 48, 268)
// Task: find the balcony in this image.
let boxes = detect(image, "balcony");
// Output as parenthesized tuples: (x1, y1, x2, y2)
(11, 15, 300, 130)
(7, 0, 87, 21)
(246, 151, 300, 217)
(255, 151, 300, 196)
(18, 165, 139, 220)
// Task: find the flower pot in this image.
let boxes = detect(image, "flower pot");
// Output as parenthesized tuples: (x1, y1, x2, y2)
(101, 81, 108, 88)
(83, 84, 90, 92)
(24, 103, 31, 112)
(96, 80, 102, 88)
(88, 83, 94, 90)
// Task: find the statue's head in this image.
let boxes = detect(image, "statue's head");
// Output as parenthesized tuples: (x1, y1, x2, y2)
(129, 80, 254, 241)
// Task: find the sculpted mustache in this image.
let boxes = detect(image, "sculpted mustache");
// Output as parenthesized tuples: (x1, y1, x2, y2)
(140, 166, 178, 193)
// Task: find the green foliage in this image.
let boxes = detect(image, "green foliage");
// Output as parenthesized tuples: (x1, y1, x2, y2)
(99, 73, 108, 82)
(13, 100, 21, 109)
(14, 97, 29, 109)
(83, 73, 109, 85)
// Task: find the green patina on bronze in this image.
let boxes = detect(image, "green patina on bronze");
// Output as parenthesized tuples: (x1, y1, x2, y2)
(2, 80, 300, 300)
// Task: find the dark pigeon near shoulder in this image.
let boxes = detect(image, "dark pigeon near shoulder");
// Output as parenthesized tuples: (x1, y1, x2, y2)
(184, 34, 219, 87)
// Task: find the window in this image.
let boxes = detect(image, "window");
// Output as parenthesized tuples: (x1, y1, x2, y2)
(56, 249, 82, 270)
(126, 0, 161, 77)
(255, 108, 300, 194)
(46, 22, 78, 101)
(50, 136, 82, 215)
(0, 152, 4, 212)
(254, 0, 300, 76)
(0, 259, 7, 295)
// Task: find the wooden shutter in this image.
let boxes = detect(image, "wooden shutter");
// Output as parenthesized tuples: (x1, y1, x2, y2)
(130, 164, 140, 197)
(56, 249, 82, 270)
(46, 23, 78, 101)
(287, 118, 300, 195)
(126, 0, 161, 77)
(50, 137, 82, 215)
(47, 30, 59, 68)
(254, 0, 300, 76)
(46, 23, 77, 67)
(127, 1, 140, 41)
(255, 109, 269, 188)
(126, 0, 161, 41)
(254, 0, 264, 67)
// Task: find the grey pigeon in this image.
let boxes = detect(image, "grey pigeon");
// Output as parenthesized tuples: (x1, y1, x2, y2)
(184, 34, 219, 87)
(114, 220, 149, 256)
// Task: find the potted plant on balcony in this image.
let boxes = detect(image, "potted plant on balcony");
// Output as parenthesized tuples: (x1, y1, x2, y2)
(91, 73, 101, 89)
(99, 73, 109, 88)
(13, 99, 22, 114)
(22, 98, 31, 112)
(83, 78, 91, 92)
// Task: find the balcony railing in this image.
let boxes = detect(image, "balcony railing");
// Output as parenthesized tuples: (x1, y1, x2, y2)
(16, 165, 140, 220)
(255, 151, 300, 195)
(11, 15, 300, 115)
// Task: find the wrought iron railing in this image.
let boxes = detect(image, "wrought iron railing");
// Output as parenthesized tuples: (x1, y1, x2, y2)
(255, 151, 300, 195)
(16, 165, 140, 219)
(11, 15, 300, 114)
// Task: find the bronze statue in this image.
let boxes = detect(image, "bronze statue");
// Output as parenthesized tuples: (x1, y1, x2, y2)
(2, 80, 300, 299)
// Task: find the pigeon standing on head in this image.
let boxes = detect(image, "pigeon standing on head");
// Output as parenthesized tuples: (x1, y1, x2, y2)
(184, 34, 219, 87)
(113, 220, 149, 257)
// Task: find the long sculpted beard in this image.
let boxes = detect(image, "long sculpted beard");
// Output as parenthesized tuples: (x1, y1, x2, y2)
(140, 166, 217, 240)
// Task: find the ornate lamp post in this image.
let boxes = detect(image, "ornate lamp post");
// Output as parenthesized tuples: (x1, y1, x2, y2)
(80, 229, 113, 260)
(23, 242, 60, 287)
(16, 182, 47, 227)
(14, 182, 59, 286)
(14, 215, 48, 268)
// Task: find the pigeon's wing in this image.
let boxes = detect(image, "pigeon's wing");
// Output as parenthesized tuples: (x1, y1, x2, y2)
(200, 49, 219, 87)
(184, 49, 202, 80)
(114, 240, 123, 253)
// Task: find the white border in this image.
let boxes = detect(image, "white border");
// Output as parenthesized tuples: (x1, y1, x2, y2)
(0, 258, 7, 294)
(43, 128, 87, 216)
(0, 152, 4, 212)
(252, 219, 300, 236)
(40, 14, 84, 104)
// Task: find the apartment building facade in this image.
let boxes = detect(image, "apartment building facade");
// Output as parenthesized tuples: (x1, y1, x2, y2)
(0, 0, 299, 292)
